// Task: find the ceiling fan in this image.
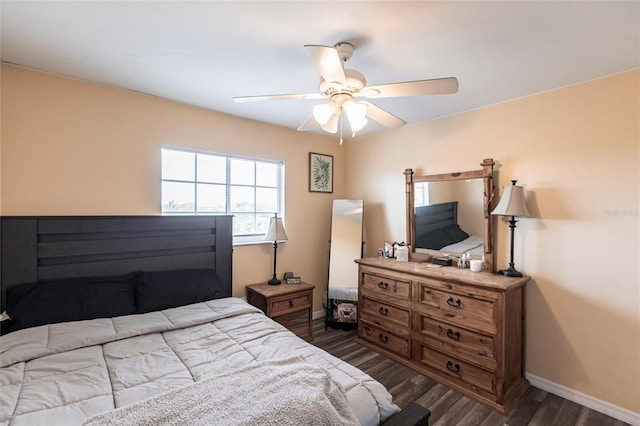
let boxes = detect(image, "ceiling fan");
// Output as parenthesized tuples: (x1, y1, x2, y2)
(233, 42, 459, 143)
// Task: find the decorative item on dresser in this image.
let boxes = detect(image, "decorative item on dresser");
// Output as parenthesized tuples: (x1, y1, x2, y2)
(246, 282, 315, 341)
(355, 257, 529, 414)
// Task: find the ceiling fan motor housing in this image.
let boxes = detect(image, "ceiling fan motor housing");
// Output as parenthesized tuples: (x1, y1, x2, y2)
(319, 69, 366, 97)
(335, 42, 354, 62)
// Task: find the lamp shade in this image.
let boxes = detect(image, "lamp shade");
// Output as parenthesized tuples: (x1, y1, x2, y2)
(313, 102, 337, 125)
(265, 216, 288, 242)
(492, 181, 530, 217)
(321, 112, 340, 134)
(343, 100, 368, 133)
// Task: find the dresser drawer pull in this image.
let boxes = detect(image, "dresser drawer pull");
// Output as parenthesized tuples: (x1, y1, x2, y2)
(378, 334, 389, 344)
(447, 297, 462, 308)
(289, 300, 294, 308)
(446, 361, 460, 373)
(378, 307, 389, 316)
(378, 281, 389, 290)
(446, 329, 461, 340)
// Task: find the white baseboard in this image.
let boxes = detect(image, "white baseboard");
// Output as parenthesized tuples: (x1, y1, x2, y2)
(312, 309, 325, 321)
(526, 373, 640, 426)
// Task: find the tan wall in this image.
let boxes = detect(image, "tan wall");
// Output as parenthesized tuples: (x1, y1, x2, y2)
(0, 64, 345, 312)
(346, 70, 640, 413)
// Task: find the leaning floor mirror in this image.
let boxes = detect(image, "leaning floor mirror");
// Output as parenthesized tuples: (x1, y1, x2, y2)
(325, 199, 363, 329)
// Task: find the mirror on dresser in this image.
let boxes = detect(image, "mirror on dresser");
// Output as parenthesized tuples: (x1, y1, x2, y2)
(404, 158, 495, 272)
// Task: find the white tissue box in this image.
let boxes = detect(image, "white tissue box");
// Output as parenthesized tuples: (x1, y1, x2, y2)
(396, 246, 409, 262)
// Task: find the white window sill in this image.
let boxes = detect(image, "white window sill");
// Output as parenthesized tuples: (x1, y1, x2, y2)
(233, 236, 286, 247)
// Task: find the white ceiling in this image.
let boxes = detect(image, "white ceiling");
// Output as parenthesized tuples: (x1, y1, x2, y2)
(1, 1, 638, 138)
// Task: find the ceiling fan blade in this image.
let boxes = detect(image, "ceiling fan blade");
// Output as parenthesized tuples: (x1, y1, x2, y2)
(297, 115, 321, 132)
(304, 44, 346, 85)
(363, 102, 406, 129)
(234, 92, 326, 103)
(361, 77, 459, 98)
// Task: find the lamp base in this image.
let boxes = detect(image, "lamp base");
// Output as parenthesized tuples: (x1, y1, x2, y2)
(268, 276, 281, 285)
(499, 267, 523, 278)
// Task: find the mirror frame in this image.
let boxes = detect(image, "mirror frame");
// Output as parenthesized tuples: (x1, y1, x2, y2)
(404, 158, 495, 272)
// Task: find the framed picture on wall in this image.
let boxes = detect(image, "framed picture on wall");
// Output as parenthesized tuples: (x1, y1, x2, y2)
(309, 152, 333, 193)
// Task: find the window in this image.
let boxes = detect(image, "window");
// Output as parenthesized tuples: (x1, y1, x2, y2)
(161, 147, 284, 243)
(414, 182, 430, 207)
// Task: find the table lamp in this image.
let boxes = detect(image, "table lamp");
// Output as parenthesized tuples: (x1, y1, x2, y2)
(264, 213, 288, 285)
(492, 180, 530, 277)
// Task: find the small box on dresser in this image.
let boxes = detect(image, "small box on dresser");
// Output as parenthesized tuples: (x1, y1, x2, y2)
(355, 257, 529, 415)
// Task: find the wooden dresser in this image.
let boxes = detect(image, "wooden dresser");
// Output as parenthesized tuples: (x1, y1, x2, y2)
(246, 282, 315, 341)
(356, 257, 529, 414)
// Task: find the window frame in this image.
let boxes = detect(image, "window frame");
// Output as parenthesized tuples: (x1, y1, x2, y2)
(161, 146, 285, 245)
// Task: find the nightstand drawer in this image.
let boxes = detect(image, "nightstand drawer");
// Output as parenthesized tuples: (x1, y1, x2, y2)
(245, 282, 315, 341)
(270, 291, 311, 316)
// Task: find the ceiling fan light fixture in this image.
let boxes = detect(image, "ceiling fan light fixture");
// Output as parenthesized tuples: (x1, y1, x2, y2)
(312, 102, 337, 125)
(321, 112, 340, 133)
(343, 100, 368, 133)
(349, 116, 368, 134)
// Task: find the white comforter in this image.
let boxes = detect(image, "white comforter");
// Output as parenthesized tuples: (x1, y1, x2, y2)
(440, 234, 485, 256)
(0, 298, 399, 426)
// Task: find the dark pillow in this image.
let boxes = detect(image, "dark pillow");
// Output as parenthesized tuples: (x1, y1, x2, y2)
(417, 224, 469, 250)
(1, 319, 15, 336)
(5, 274, 136, 332)
(134, 268, 227, 314)
(442, 224, 470, 245)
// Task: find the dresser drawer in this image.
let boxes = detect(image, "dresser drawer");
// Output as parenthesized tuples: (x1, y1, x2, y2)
(359, 321, 411, 359)
(361, 296, 410, 335)
(419, 345, 496, 396)
(415, 313, 496, 371)
(269, 292, 311, 316)
(417, 284, 497, 335)
(362, 272, 411, 301)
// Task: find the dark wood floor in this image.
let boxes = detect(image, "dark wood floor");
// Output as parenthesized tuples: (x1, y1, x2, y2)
(312, 319, 630, 426)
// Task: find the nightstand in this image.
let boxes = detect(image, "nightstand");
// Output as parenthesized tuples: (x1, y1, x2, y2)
(246, 282, 315, 341)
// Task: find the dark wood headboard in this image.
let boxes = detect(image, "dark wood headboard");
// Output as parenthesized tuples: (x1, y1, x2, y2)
(414, 201, 458, 234)
(1, 216, 233, 310)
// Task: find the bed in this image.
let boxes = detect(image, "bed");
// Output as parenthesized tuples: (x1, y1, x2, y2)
(0, 216, 408, 425)
(414, 202, 484, 256)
